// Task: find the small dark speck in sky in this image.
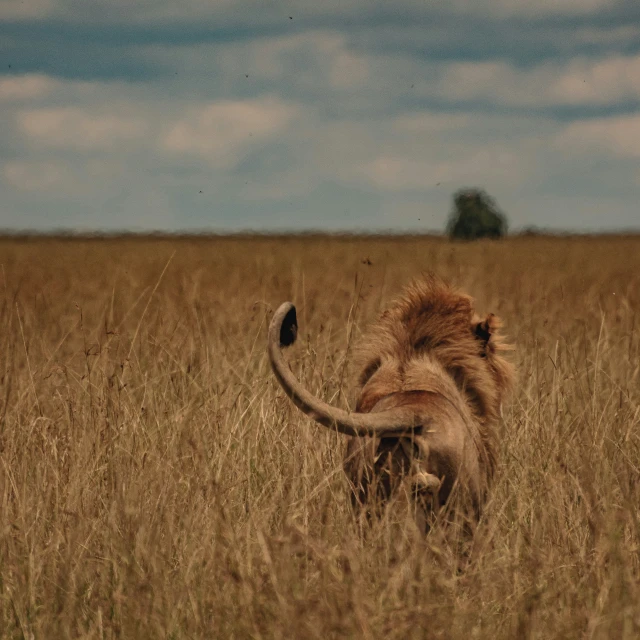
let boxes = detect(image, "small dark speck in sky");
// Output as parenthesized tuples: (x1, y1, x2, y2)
(199, 190, 202, 193)
(245, 74, 249, 78)
(289, 16, 293, 19)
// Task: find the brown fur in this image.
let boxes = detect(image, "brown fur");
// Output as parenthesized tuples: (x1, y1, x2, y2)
(344, 274, 515, 531)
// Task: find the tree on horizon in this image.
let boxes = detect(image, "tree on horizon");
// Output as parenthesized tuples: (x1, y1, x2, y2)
(446, 188, 508, 240)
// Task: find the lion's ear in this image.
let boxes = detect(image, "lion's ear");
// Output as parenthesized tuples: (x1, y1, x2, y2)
(473, 313, 500, 353)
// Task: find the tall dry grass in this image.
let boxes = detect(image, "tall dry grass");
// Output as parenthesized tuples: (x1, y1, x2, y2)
(0, 235, 638, 638)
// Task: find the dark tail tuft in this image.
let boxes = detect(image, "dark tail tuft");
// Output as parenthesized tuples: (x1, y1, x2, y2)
(280, 305, 298, 347)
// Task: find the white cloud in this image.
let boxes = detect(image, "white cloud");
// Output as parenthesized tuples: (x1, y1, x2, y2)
(206, 31, 371, 94)
(214, 109, 551, 202)
(18, 107, 150, 150)
(445, 0, 616, 16)
(289, 108, 555, 194)
(548, 55, 640, 105)
(3, 157, 130, 194)
(204, 30, 640, 113)
(3, 160, 70, 192)
(392, 113, 472, 134)
(328, 50, 370, 90)
(11, 0, 619, 23)
(124, 27, 640, 121)
(355, 156, 451, 191)
(0, 74, 60, 102)
(571, 25, 640, 47)
(161, 96, 299, 168)
(437, 54, 640, 107)
(239, 168, 318, 201)
(344, 117, 541, 192)
(557, 115, 640, 159)
(0, 0, 52, 19)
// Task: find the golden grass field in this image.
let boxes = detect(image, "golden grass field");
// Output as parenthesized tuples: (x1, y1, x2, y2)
(0, 234, 639, 639)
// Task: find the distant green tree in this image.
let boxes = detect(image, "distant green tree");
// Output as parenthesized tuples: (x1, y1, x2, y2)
(446, 188, 508, 240)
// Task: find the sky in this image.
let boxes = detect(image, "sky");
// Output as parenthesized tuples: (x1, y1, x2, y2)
(0, 0, 639, 233)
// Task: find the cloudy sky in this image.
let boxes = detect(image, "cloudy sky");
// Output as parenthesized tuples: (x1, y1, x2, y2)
(1, 0, 639, 232)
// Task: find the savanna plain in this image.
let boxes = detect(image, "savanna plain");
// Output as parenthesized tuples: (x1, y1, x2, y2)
(0, 234, 639, 639)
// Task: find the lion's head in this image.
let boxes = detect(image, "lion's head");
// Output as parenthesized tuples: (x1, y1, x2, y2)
(355, 275, 514, 453)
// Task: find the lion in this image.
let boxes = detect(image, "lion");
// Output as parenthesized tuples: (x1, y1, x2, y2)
(268, 274, 515, 534)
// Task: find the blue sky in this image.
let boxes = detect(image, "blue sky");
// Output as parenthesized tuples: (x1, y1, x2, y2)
(1, 0, 639, 232)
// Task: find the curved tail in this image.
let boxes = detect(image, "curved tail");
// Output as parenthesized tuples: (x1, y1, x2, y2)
(268, 302, 424, 437)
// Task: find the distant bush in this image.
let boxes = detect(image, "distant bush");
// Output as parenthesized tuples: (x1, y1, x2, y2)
(446, 188, 508, 240)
